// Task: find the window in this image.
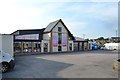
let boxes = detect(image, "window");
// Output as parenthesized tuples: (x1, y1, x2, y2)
(69, 43, 72, 51)
(23, 42, 32, 53)
(44, 43, 48, 52)
(34, 42, 41, 52)
(74, 42, 79, 51)
(58, 27, 62, 32)
(58, 33, 62, 51)
(58, 33, 62, 44)
(14, 42, 22, 53)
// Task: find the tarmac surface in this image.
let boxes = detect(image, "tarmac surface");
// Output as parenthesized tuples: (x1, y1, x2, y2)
(3, 50, 118, 78)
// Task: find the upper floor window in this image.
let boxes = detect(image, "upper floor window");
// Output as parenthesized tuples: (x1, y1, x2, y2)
(58, 27, 62, 32)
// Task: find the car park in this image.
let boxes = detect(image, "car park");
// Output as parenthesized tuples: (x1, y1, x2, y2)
(113, 59, 120, 71)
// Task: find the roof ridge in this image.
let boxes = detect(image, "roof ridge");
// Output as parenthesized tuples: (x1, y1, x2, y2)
(44, 19, 61, 32)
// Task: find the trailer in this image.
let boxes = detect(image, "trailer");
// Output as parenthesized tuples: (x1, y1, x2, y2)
(104, 43, 120, 50)
(0, 34, 13, 56)
(0, 34, 15, 73)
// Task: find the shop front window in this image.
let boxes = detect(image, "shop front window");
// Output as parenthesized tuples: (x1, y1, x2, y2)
(44, 43, 48, 52)
(74, 42, 78, 51)
(23, 42, 32, 53)
(84, 42, 88, 50)
(79, 42, 83, 51)
(69, 43, 72, 51)
(14, 42, 22, 53)
(34, 42, 41, 52)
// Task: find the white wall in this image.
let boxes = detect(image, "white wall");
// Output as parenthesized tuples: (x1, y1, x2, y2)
(0, 34, 13, 56)
(0, 35, 2, 53)
(0, 35, 1, 80)
(2, 35, 13, 56)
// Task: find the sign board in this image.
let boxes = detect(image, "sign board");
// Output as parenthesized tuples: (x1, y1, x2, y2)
(62, 35, 67, 47)
(52, 35, 58, 47)
(15, 34, 39, 40)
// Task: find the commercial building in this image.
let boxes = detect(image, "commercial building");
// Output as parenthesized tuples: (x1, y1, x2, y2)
(12, 19, 89, 54)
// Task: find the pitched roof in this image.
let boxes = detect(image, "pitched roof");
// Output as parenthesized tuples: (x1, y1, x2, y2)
(44, 19, 75, 40)
(44, 19, 60, 32)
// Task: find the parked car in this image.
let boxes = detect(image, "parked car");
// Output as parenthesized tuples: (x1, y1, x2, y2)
(113, 59, 120, 71)
(91, 42, 99, 50)
(0, 51, 15, 73)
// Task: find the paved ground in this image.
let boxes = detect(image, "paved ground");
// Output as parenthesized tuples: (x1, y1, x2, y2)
(3, 50, 118, 78)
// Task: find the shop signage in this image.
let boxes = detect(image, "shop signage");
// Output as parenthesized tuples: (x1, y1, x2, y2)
(62, 35, 67, 47)
(52, 35, 58, 47)
(15, 34, 39, 40)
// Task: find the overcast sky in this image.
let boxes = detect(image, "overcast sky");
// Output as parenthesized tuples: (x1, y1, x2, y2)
(0, 0, 118, 39)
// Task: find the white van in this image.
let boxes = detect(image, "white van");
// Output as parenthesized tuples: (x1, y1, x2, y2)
(0, 51, 15, 73)
(104, 43, 120, 50)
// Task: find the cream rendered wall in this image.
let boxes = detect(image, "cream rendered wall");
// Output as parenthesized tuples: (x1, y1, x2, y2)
(52, 22, 68, 33)
(43, 33, 51, 40)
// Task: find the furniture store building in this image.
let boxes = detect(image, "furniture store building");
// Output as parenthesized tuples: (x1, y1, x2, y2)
(12, 19, 89, 54)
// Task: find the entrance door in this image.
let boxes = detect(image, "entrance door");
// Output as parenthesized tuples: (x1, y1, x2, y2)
(58, 45, 62, 51)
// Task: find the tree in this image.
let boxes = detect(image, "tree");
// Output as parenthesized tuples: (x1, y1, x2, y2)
(98, 37, 104, 40)
(85, 38, 89, 41)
